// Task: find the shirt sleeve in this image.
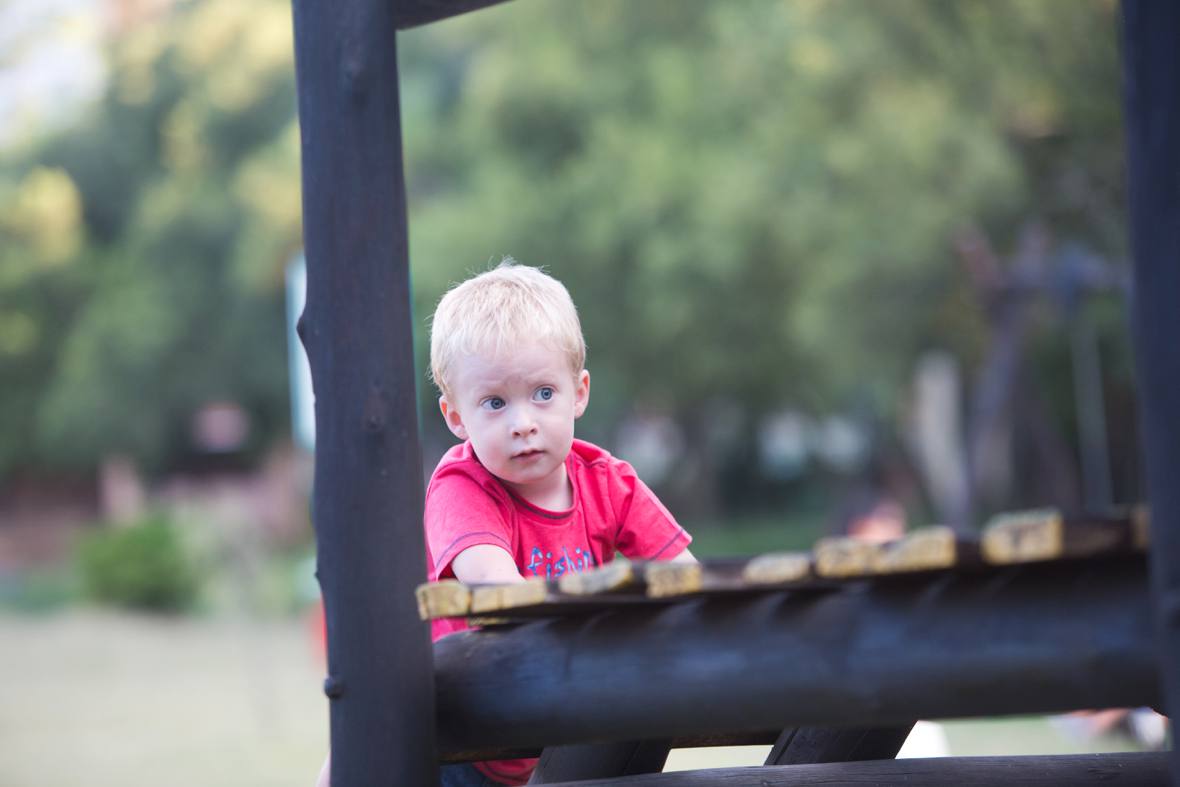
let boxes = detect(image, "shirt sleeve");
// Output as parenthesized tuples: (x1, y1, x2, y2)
(424, 469, 514, 580)
(610, 458, 692, 560)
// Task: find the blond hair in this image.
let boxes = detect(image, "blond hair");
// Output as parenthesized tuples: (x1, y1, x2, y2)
(429, 259, 586, 397)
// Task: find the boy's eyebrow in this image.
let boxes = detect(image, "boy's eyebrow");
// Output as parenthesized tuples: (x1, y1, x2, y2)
(462, 363, 565, 393)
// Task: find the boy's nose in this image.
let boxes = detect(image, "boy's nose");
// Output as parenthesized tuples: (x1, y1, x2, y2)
(511, 413, 539, 438)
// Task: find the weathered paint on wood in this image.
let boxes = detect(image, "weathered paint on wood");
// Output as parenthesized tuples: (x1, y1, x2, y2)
(742, 552, 813, 585)
(416, 514, 1146, 621)
(559, 557, 638, 595)
(290, 1, 434, 783)
(813, 536, 879, 578)
(871, 527, 974, 574)
(417, 579, 470, 619)
(982, 509, 1143, 564)
(471, 578, 549, 614)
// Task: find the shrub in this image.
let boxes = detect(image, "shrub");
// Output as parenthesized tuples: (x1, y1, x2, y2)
(78, 513, 200, 612)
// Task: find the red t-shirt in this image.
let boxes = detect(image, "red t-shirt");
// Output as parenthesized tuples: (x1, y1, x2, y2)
(424, 438, 691, 785)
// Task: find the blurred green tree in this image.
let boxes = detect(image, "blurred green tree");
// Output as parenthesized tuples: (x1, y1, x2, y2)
(0, 0, 1127, 518)
(0, 0, 300, 476)
(399, 0, 1126, 510)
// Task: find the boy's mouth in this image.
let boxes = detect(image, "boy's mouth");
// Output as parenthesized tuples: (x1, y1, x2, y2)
(512, 448, 544, 459)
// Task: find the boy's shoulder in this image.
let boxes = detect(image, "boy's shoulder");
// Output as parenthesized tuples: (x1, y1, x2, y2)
(568, 437, 611, 466)
(427, 442, 505, 497)
(568, 438, 645, 490)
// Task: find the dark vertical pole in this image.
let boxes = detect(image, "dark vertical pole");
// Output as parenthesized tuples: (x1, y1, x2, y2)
(290, 2, 435, 785)
(1121, 1, 1180, 782)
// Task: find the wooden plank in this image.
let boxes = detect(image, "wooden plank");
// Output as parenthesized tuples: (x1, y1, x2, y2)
(982, 509, 1143, 564)
(416, 515, 1139, 619)
(872, 527, 976, 574)
(434, 556, 1158, 753)
(290, 1, 434, 784)
(645, 556, 819, 598)
(416, 559, 653, 620)
(814, 536, 877, 578)
(392, 0, 514, 30)
(743, 552, 812, 585)
(458, 594, 667, 620)
(416, 556, 828, 620)
(817, 528, 978, 578)
(534, 752, 1169, 786)
(559, 558, 639, 595)
(643, 561, 703, 598)
(1121, 4, 1180, 783)
(416, 579, 469, 619)
(470, 578, 549, 614)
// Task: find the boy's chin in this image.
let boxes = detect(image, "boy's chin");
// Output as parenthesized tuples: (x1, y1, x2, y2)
(497, 461, 560, 489)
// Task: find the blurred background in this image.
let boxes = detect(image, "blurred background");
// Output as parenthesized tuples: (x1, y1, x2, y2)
(0, 0, 1152, 784)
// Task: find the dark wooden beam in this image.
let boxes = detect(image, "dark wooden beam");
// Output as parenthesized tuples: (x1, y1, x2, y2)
(535, 752, 1169, 787)
(290, 1, 433, 784)
(765, 724, 914, 765)
(1121, 2, 1180, 784)
(393, 0, 514, 30)
(529, 741, 671, 784)
(436, 557, 1157, 753)
(442, 732, 778, 764)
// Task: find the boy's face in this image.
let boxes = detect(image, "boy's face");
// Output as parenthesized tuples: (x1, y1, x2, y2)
(439, 343, 590, 506)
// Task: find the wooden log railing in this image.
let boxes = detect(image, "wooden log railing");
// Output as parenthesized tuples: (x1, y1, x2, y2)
(538, 753, 1170, 787)
(433, 554, 1156, 755)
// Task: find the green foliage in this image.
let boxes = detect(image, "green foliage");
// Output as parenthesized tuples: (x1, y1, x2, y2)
(401, 0, 1126, 428)
(77, 513, 200, 612)
(0, 0, 1131, 512)
(0, 0, 297, 478)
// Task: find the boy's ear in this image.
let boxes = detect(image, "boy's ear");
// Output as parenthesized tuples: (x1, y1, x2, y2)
(439, 395, 468, 440)
(573, 369, 591, 419)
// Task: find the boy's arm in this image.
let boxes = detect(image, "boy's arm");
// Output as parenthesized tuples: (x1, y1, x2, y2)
(671, 547, 698, 564)
(451, 544, 525, 584)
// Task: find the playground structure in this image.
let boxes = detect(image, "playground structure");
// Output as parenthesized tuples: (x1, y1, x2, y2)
(289, 1, 1180, 784)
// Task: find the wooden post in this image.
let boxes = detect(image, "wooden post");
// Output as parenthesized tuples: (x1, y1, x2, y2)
(290, 1, 435, 784)
(1121, 2, 1180, 782)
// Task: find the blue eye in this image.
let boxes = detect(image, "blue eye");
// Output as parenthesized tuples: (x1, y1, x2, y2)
(482, 397, 505, 411)
(534, 387, 555, 402)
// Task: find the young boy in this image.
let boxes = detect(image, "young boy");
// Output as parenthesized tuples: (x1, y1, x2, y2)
(317, 260, 693, 787)
(426, 260, 694, 785)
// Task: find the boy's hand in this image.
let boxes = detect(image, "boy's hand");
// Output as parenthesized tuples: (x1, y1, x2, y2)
(671, 548, 698, 564)
(452, 544, 526, 584)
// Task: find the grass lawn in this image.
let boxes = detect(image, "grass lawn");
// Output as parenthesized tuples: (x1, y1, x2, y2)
(0, 610, 328, 787)
(1, 605, 1147, 786)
